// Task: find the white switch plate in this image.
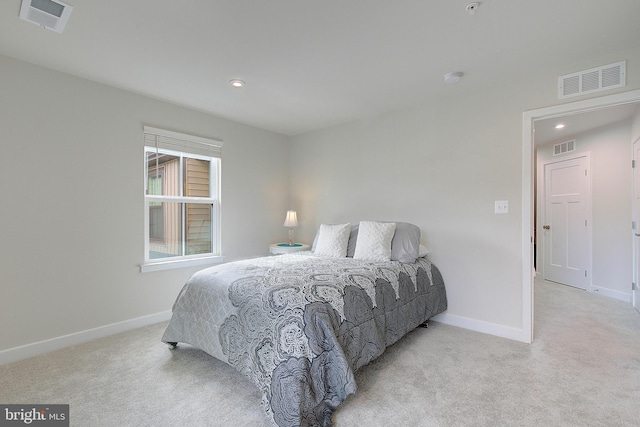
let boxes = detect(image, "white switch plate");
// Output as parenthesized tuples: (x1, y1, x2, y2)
(495, 200, 509, 214)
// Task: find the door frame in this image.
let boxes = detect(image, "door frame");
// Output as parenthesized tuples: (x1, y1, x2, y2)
(539, 153, 592, 290)
(633, 138, 640, 312)
(522, 88, 640, 343)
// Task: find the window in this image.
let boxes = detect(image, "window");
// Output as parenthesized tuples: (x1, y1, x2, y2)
(141, 127, 223, 272)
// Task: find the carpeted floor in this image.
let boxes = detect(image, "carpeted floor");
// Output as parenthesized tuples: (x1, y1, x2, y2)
(1, 279, 639, 426)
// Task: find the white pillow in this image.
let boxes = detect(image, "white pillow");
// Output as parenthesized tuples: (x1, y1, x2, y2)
(353, 221, 396, 261)
(313, 223, 351, 258)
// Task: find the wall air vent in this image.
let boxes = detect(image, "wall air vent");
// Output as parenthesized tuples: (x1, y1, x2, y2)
(558, 61, 626, 99)
(553, 140, 576, 156)
(19, 0, 73, 33)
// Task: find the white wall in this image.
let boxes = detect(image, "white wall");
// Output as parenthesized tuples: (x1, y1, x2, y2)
(0, 55, 291, 357)
(290, 47, 640, 340)
(290, 87, 525, 335)
(536, 120, 633, 301)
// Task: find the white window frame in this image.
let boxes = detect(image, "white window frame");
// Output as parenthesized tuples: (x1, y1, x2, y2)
(140, 127, 223, 273)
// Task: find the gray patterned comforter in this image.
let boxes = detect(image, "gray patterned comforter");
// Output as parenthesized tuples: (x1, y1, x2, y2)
(162, 252, 447, 426)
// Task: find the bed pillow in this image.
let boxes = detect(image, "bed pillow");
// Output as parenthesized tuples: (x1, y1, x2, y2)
(353, 221, 396, 261)
(346, 223, 360, 257)
(312, 223, 358, 252)
(390, 222, 421, 263)
(313, 223, 351, 258)
(347, 222, 421, 263)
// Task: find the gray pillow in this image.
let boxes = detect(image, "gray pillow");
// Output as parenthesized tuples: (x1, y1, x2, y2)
(345, 224, 359, 257)
(346, 222, 420, 263)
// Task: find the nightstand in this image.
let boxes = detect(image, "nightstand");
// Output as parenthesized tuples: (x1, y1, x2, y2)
(269, 243, 311, 255)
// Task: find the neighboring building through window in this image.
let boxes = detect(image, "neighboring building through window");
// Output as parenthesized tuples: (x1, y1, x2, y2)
(142, 127, 222, 271)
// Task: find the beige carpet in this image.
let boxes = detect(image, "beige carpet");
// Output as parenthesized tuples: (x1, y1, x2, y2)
(2, 280, 639, 426)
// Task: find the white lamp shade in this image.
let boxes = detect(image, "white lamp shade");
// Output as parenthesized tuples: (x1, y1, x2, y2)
(283, 210, 298, 227)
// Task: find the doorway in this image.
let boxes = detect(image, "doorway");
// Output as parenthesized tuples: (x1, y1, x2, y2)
(521, 89, 640, 343)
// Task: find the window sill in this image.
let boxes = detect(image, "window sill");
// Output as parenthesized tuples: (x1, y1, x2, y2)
(140, 255, 224, 273)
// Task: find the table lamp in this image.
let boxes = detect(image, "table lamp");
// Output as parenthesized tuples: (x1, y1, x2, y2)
(283, 210, 298, 246)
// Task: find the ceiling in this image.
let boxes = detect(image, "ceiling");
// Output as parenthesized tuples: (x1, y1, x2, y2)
(1, 0, 639, 136)
(534, 102, 640, 146)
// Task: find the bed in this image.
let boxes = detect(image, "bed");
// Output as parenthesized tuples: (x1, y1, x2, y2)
(162, 221, 447, 426)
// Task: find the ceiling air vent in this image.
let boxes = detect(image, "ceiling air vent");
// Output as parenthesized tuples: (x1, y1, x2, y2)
(558, 61, 626, 99)
(553, 140, 576, 156)
(19, 0, 73, 33)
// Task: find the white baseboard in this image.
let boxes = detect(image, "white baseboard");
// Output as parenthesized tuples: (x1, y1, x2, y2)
(0, 310, 172, 365)
(590, 285, 632, 303)
(432, 312, 529, 343)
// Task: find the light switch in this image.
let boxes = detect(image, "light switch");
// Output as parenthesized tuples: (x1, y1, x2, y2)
(495, 200, 509, 214)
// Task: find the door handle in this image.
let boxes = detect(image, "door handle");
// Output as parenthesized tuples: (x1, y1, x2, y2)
(543, 225, 550, 230)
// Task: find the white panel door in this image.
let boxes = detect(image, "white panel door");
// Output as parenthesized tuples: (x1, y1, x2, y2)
(633, 140, 640, 312)
(543, 155, 591, 290)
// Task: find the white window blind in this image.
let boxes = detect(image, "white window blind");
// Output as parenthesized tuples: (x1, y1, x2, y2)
(143, 126, 223, 158)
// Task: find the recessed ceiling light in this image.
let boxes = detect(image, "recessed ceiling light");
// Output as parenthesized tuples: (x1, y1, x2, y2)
(229, 79, 245, 88)
(555, 124, 566, 129)
(444, 72, 464, 84)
